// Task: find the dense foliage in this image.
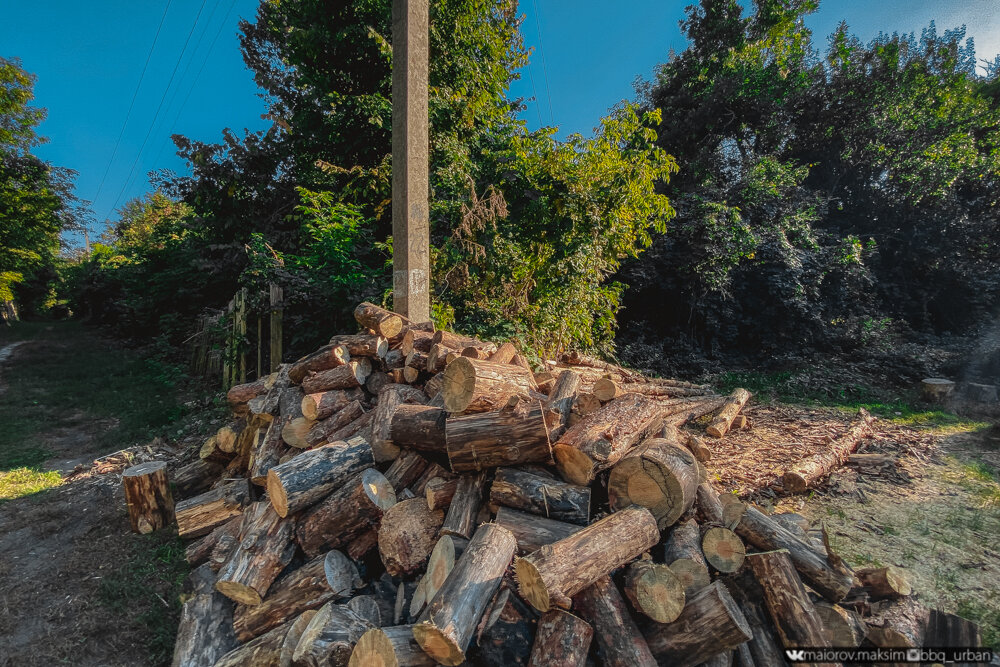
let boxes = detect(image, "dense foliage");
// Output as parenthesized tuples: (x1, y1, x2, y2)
(0, 57, 80, 314)
(620, 0, 1000, 363)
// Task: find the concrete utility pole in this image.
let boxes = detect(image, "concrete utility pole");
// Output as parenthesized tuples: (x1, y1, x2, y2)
(391, 0, 431, 322)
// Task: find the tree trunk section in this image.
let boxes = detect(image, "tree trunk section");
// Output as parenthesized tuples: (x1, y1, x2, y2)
(515, 505, 659, 611)
(663, 518, 710, 597)
(543, 370, 580, 440)
(644, 580, 753, 667)
(441, 357, 536, 413)
(267, 437, 375, 517)
(383, 449, 430, 491)
(171, 563, 238, 667)
(489, 342, 518, 364)
(402, 329, 434, 356)
(302, 388, 365, 421)
(554, 393, 666, 485)
(494, 506, 582, 554)
(527, 608, 592, 667)
(215, 501, 296, 605)
(289, 344, 351, 385)
(608, 431, 699, 529)
(782, 409, 875, 492)
(424, 476, 459, 511)
(474, 585, 537, 667)
(175, 478, 250, 539)
(389, 403, 447, 455)
(369, 384, 429, 462)
(349, 626, 436, 667)
(572, 575, 657, 667)
(378, 497, 445, 577)
(490, 467, 590, 525)
(856, 566, 911, 600)
(746, 550, 830, 651)
(305, 400, 365, 448)
(702, 526, 746, 573)
(444, 399, 552, 471)
(173, 458, 223, 498)
(250, 417, 286, 486)
(814, 601, 866, 647)
(622, 558, 686, 623)
(293, 599, 380, 667)
(296, 468, 397, 558)
(735, 506, 854, 602)
(184, 514, 241, 568)
(213, 617, 297, 667)
(122, 461, 175, 534)
(412, 523, 517, 666)
(355, 302, 404, 338)
(705, 388, 751, 438)
(328, 333, 388, 359)
(227, 375, 277, 413)
(440, 473, 484, 539)
(301, 361, 368, 394)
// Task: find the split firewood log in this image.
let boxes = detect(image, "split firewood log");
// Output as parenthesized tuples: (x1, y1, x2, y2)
(622, 557, 686, 623)
(855, 566, 911, 600)
(425, 344, 453, 373)
(541, 370, 580, 441)
(296, 469, 397, 558)
(440, 473, 485, 539)
(233, 550, 362, 641)
(349, 625, 435, 667)
(199, 434, 232, 464)
(301, 388, 366, 421)
(490, 467, 590, 525)
(515, 505, 659, 611)
(215, 501, 296, 605)
(527, 608, 592, 667)
(572, 575, 657, 667)
(782, 408, 875, 493)
(122, 461, 175, 534)
(252, 364, 292, 417)
(705, 388, 751, 438)
(643, 580, 753, 667)
(184, 514, 241, 568)
(608, 430, 699, 528)
(494, 506, 582, 554)
(171, 563, 238, 667)
(412, 523, 517, 666)
(735, 506, 855, 602)
(213, 616, 299, 667)
(355, 302, 404, 339)
(378, 497, 445, 577)
(303, 401, 365, 448)
(383, 450, 430, 491)
(250, 417, 286, 486)
(371, 384, 430, 462)
(409, 535, 462, 618)
(663, 518, 711, 597)
(227, 374, 277, 414)
(444, 398, 552, 471)
(301, 361, 369, 394)
(441, 357, 536, 413)
(267, 436, 375, 517)
(424, 476, 459, 511)
(292, 597, 381, 667)
(288, 343, 352, 385)
(746, 550, 831, 650)
(175, 478, 251, 539)
(553, 393, 666, 485)
(684, 434, 712, 462)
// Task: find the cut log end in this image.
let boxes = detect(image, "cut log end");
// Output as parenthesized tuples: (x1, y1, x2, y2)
(214, 580, 262, 606)
(552, 445, 594, 486)
(266, 468, 290, 517)
(442, 356, 476, 413)
(349, 628, 397, 667)
(625, 560, 686, 623)
(702, 527, 746, 573)
(412, 623, 464, 666)
(514, 558, 551, 612)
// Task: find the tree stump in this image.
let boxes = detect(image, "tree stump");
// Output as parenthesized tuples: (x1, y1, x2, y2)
(122, 461, 175, 534)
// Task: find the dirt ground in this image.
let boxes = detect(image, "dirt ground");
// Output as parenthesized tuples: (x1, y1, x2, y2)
(1, 327, 998, 664)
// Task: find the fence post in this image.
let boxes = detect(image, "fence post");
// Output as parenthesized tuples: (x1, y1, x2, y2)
(269, 283, 283, 373)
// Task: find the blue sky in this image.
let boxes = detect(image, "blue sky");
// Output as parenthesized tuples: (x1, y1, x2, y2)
(2, 0, 998, 242)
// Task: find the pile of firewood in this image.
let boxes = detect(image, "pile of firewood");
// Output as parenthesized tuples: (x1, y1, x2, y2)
(118, 302, 984, 667)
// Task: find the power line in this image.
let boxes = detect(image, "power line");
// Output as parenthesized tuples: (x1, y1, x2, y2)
(91, 0, 174, 207)
(529, 0, 555, 126)
(104, 0, 211, 220)
(151, 0, 239, 169)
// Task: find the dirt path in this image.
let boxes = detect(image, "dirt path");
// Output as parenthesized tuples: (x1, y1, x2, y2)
(0, 324, 200, 666)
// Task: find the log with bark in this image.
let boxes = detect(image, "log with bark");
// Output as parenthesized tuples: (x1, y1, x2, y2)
(171, 564, 238, 667)
(735, 506, 854, 602)
(122, 461, 175, 534)
(746, 550, 830, 650)
(864, 596, 930, 648)
(233, 550, 362, 641)
(662, 518, 711, 597)
(702, 526, 746, 573)
(175, 478, 251, 539)
(409, 535, 462, 618)
(607, 430, 699, 528)
(643, 580, 753, 667)
(328, 333, 389, 359)
(444, 398, 553, 471)
(213, 617, 299, 667)
(474, 584, 537, 667)
(441, 357, 536, 413)
(288, 343, 352, 384)
(227, 374, 277, 414)
(440, 472, 485, 539)
(401, 329, 435, 357)
(782, 408, 875, 493)
(856, 566, 912, 600)
(542, 370, 580, 440)
(185, 514, 241, 568)
(387, 404, 447, 456)
(527, 608, 592, 667)
(215, 501, 296, 605)
(366, 384, 429, 461)
(705, 388, 751, 438)
(301, 387, 365, 421)
(572, 575, 657, 667)
(490, 467, 590, 525)
(355, 302, 404, 338)
(383, 450, 430, 491)
(553, 393, 666, 485)
(173, 458, 224, 498)
(814, 601, 867, 647)
(515, 505, 660, 611)
(349, 626, 436, 667)
(296, 468, 397, 558)
(494, 506, 583, 554)
(266, 436, 375, 517)
(622, 557, 686, 623)
(292, 597, 380, 667)
(250, 417, 286, 486)
(412, 523, 517, 666)
(424, 476, 459, 511)
(378, 497, 445, 577)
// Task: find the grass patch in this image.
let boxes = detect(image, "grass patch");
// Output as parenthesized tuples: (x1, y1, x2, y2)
(956, 598, 1000, 650)
(0, 320, 190, 474)
(98, 531, 189, 664)
(0, 466, 62, 500)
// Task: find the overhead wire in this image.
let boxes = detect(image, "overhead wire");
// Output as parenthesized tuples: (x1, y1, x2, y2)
(90, 0, 175, 209)
(104, 0, 211, 220)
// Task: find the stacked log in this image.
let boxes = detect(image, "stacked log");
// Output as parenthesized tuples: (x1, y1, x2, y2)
(158, 303, 974, 665)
